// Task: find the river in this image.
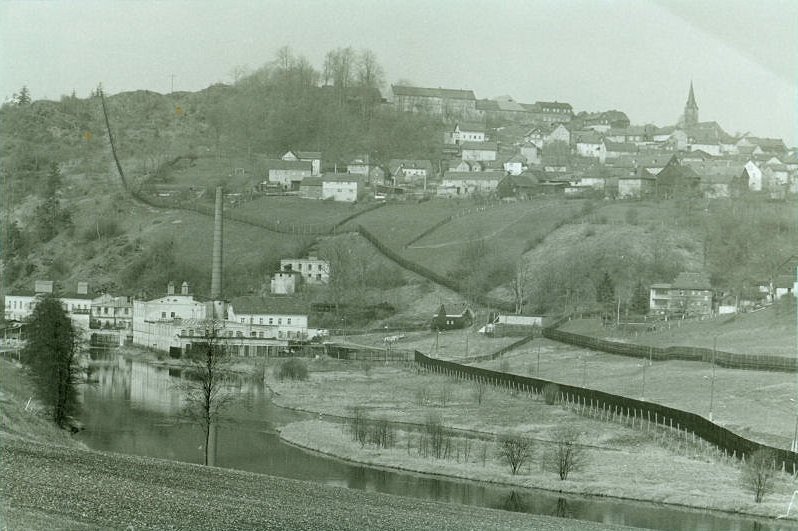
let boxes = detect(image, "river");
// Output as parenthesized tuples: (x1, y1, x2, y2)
(76, 352, 795, 531)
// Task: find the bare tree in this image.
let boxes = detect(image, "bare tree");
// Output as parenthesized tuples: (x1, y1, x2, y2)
(356, 49, 385, 90)
(498, 433, 534, 475)
(740, 448, 777, 503)
(511, 258, 530, 314)
(180, 326, 236, 466)
(545, 426, 585, 480)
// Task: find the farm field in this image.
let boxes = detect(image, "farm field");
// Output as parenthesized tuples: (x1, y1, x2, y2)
(352, 200, 467, 246)
(472, 338, 796, 448)
(233, 194, 370, 231)
(560, 302, 796, 357)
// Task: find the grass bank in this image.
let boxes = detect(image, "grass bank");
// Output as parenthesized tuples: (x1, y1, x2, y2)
(269, 362, 797, 520)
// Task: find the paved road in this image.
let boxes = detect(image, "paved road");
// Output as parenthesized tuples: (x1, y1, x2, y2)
(1, 435, 637, 530)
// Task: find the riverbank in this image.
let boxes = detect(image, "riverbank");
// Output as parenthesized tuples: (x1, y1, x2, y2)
(0, 358, 631, 530)
(270, 363, 797, 521)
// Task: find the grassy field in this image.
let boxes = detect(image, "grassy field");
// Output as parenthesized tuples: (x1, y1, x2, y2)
(560, 301, 796, 356)
(233, 195, 369, 230)
(472, 338, 797, 448)
(353, 200, 467, 246)
(270, 362, 796, 519)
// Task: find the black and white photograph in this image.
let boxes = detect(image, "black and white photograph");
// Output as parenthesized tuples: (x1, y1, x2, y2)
(1, 1, 797, 529)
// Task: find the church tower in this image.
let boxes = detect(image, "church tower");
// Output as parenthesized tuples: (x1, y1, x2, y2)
(682, 81, 699, 128)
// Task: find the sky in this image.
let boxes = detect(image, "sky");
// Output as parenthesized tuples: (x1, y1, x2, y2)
(1, 0, 796, 145)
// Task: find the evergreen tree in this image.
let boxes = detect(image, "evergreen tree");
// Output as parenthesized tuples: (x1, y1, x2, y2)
(595, 271, 616, 307)
(21, 293, 82, 429)
(630, 280, 649, 315)
(16, 85, 31, 105)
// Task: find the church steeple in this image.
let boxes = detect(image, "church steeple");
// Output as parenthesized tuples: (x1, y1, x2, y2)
(683, 81, 698, 127)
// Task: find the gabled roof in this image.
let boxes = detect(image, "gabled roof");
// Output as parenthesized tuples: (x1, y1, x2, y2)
(456, 121, 487, 133)
(392, 85, 476, 100)
(574, 132, 603, 144)
(322, 173, 360, 183)
(534, 101, 573, 111)
(229, 296, 308, 316)
(500, 174, 538, 188)
(745, 137, 788, 153)
(475, 99, 501, 111)
(494, 95, 526, 112)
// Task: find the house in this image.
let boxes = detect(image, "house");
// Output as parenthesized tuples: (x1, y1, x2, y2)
(502, 154, 526, 176)
(574, 132, 604, 158)
(280, 256, 330, 284)
(529, 101, 574, 124)
(449, 122, 487, 144)
(497, 173, 538, 199)
(605, 125, 654, 145)
(262, 159, 312, 191)
(545, 123, 571, 146)
(649, 272, 713, 317)
(654, 158, 701, 199)
(388, 159, 434, 187)
(617, 169, 656, 199)
(282, 150, 321, 176)
(227, 295, 309, 341)
(579, 110, 630, 132)
(523, 125, 550, 148)
(602, 140, 638, 163)
(270, 271, 300, 295)
(438, 172, 501, 197)
(298, 177, 323, 199)
(431, 304, 474, 331)
(391, 85, 480, 120)
(346, 156, 372, 178)
(91, 294, 133, 330)
(322, 174, 359, 202)
(519, 142, 541, 165)
(4, 280, 93, 330)
(461, 141, 498, 161)
(447, 159, 481, 173)
(480, 314, 544, 336)
(738, 137, 788, 157)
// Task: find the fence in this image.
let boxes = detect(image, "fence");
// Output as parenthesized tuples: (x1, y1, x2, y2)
(414, 349, 798, 473)
(543, 328, 797, 373)
(356, 225, 516, 313)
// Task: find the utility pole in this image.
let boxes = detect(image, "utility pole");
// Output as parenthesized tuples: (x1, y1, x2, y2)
(170, 74, 176, 93)
(709, 336, 717, 422)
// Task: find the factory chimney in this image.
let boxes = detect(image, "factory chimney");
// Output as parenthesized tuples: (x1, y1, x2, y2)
(210, 186, 223, 301)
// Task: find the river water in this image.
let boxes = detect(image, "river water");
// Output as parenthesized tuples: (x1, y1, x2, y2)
(77, 352, 795, 531)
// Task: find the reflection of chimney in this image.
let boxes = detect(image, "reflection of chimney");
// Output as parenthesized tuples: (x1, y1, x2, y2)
(77, 282, 89, 295)
(167, 281, 175, 295)
(210, 186, 223, 300)
(181, 281, 190, 295)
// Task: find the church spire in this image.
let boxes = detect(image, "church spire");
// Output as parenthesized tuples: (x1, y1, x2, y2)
(686, 81, 698, 110)
(682, 81, 699, 127)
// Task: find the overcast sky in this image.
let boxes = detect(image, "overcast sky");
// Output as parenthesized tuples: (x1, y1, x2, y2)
(1, 0, 796, 145)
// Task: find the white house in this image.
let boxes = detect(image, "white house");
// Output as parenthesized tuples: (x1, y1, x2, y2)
(282, 150, 321, 176)
(4, 281, 92, 331)
(438, 172, 501, 197)
(227, 296, 309, 340)
(574, 133, 603, 158)
(450, 122, 487, 144)
(502, 154, 526, 176)
(279, 256, 330, 284)
(544, 124, 571, 146)
(322, 174, 359, 202)
(270, 271, 299, 294)
(91, 294, 133, 330)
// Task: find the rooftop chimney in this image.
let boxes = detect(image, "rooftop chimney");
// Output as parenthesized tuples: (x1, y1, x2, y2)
(167, 281, 175, 295)
(77, 282, 89, 295)
(181, 281, 190, 295)
(210, 186, 224, 301)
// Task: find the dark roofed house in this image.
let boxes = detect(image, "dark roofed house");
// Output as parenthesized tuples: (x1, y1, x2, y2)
(497, 173, 539, 199)
(392, 84, 480, 120)
(649, 272, 712, 317)
(431, 304, 474, 331)
(655, 158, 701, 199)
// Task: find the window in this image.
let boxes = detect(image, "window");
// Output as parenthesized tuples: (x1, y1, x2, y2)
(241, 318, 245, 323)
(287, 318, 292, 325)
(268, 318, 273, 325)
(180, 330, 186, 336)
(259, 318, 263, 325)
(170, 312, 175, 318)
(236, 331, 243, 338)
(161, 312, 167, 319)
(251, 332, 256, 337)
(278, 318, 282, 325)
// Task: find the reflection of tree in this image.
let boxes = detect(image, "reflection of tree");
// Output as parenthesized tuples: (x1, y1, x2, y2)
(554, 497, 572, 518)
(501, 490, 528, 513)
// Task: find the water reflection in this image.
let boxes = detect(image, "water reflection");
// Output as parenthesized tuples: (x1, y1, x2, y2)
(77, 351, 796, 531)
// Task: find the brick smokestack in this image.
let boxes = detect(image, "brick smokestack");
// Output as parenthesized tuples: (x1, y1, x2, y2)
(210, 186, 223, 300)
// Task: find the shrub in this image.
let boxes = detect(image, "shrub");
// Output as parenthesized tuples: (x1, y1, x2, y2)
(368, 417, 395, 449)
(740, 448, 776, 503)
(544, 426, 585, 480)
(348, 406, 369, 447)
(498, 433, 534, 475)
(277, 358, 308, 381)
(543, 383, 560, 405)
